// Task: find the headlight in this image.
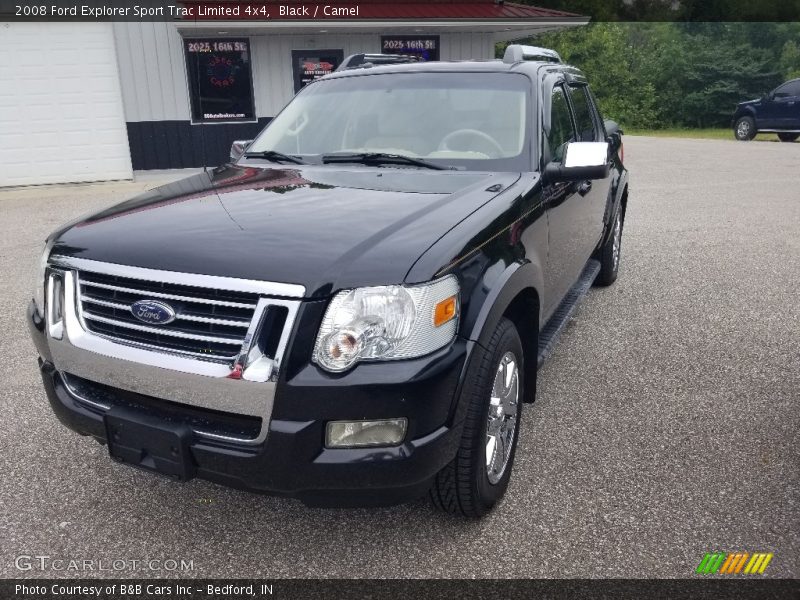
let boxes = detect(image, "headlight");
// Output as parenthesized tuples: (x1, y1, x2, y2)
(33, 241, 51, 316)
(313, 276, 459, 373)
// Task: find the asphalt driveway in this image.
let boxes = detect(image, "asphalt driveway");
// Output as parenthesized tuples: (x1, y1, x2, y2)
(0, 137, 797, 578)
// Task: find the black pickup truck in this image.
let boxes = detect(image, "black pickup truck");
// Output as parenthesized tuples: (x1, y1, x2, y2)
(28, 45, 628, 517)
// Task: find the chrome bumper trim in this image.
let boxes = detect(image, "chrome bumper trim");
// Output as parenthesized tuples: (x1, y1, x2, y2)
(61, 374, 262, 445)
(61, 373, 111, 412)
(46, 266, 305, 446)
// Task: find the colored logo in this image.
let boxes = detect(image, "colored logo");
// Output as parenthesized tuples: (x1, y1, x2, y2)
(207, 56, 236, 88)
(302, 61, 334, 72)
(130, 300, 176, 325)
(696, 552, 773, 575)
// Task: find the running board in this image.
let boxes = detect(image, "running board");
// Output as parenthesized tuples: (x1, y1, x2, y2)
(537, 259, 601, 369)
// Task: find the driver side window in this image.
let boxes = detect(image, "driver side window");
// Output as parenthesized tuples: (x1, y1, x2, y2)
(774, 80, 800, 98)
(548, 85, 577, 163)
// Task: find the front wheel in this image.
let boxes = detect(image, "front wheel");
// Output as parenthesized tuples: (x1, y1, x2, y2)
(778, 132, 799, 142)
(430, 318, 524, 517)
(734, 116, 756, 141)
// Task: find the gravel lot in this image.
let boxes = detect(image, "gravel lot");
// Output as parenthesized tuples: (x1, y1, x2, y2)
(0, 137, 798, 579)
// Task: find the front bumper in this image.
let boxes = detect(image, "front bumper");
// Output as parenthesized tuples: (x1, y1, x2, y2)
(29, 298, 470, 507)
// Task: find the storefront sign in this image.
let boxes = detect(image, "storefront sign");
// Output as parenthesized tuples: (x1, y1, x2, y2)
(292, 50, 344, 92)
(381, 36, 440, 61)
(184, 38, 255, 121)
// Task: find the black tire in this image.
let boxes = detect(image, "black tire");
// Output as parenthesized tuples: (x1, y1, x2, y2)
(734, 116, 756, 141)
(777, 132, 799, 142)
(430, 318, 524, 517)
(595, 208, 623, 287)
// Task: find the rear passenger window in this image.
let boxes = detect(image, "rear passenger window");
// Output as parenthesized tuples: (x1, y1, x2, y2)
(548, 86, 576, 163)
(569, 85, 599, 142)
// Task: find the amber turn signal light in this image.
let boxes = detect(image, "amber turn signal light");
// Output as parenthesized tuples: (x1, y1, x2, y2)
(433, 295, 458, 327)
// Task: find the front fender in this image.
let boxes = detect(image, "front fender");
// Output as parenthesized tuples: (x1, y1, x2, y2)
(600, 166, 629, 248)
(732, 105, 757, 125)
(463, 260, 543, 350)
(404, 174, 546, 418)
(444, 260, 544, 424)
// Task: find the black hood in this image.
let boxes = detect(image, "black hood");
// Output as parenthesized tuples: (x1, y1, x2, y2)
(53, 164, 520, 297)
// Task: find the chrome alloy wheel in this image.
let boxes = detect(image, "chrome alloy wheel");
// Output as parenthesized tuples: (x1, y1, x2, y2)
(737, 120, 751, 139)
(486, 351, 519, 484)
(612, 212, 622, 271)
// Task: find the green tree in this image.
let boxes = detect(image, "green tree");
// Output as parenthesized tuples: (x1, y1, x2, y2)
(678, 37, 780, 126)
(534, 23, 658, 127)
(780, 40, 800, 79)
(511, 22, 793, 129)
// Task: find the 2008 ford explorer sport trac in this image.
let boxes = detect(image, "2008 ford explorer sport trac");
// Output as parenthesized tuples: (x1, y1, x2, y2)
(28, 45, 629, 517)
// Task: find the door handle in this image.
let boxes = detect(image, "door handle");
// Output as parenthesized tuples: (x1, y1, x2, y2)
(578, 181, 592, 196)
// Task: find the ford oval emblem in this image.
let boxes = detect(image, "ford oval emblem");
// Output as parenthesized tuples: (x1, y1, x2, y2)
(130, 300, 176, 325)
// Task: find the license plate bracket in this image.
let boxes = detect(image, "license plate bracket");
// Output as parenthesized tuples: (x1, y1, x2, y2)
(104, 407, 195, 481)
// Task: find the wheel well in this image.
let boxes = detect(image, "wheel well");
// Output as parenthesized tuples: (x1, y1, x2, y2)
(502, 288, 540, 404)
(736, 110, 756, 121)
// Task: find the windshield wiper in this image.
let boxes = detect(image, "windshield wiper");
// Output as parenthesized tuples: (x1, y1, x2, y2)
(321, 152, 451, 170)
(243, 150, 307, 165)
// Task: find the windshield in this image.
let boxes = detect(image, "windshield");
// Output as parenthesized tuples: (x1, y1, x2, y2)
(247, 72, 531, 171)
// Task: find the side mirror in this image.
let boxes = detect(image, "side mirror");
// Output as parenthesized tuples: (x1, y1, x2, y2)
(544, 141, 610, 183)
(230, 139, 253, 162)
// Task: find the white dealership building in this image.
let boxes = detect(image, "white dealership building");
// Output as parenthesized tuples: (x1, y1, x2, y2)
(0, 0, 584, 187)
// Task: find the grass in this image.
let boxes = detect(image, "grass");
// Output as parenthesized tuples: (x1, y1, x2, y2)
(624, 128, 782, 142)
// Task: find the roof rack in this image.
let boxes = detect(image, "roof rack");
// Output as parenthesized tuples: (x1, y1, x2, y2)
(503, 44, 562, 64)
(337, 53, 423, 71)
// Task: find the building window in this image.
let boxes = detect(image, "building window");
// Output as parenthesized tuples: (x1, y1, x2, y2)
(381, 35, 440, 61)
(291, 50, 344, 93)
(184, 38, 255, 122)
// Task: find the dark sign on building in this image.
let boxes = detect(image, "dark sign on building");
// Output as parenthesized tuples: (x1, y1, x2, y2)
(292, 49, 344, 93)
(381, 35, 440, 61)
(184, 38, 256, 122)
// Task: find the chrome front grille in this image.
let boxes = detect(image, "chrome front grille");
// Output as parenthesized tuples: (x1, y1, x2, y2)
(45, 256, 305, 445)
(77, 271, 259, 361)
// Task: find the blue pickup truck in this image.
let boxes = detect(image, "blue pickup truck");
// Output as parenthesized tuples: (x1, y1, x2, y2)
(733, 78, 800, 141)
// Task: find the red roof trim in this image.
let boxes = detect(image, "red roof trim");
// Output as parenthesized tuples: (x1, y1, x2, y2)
(177, 1, 581, 20)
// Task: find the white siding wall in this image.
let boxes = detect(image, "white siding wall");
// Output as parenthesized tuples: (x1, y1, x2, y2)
(113, 22, 192, 122)
(439, 32, 497, 61)
(113, 23, 495, 123)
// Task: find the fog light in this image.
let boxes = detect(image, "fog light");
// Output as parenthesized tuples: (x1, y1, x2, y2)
(325, 418, 407, 448)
